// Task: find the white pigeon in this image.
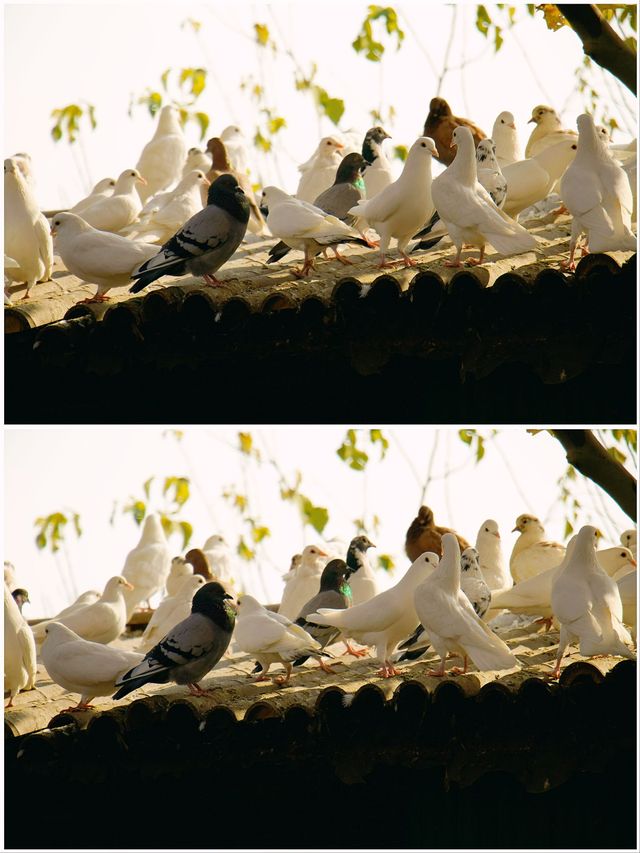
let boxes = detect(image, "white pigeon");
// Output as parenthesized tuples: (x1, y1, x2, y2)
(50, 212, 159, 303)
(431, 126, 537, 267)
(488, 535, 579, 628)
(138, 575, 206, 652)
(414, 534, 519, 676)
(550, 525, 635, 678)
(4, 582, 37, 707)
(296, 136, 345, 202)
(261, 186, 366, 277)
(475, 519, 511, 592)
(41, 622, 144, 711)
(202, 534, 234, 586)
(525, 105, 577, 158)
(460, 547, 492, 619)
(235, 594, 323, 684)
(492, 111, 521, 167)
(509, 514, 565, 583)
(80, 168, 146, 233)
(502, 138, 578, 218)
(596, 546, 636, 580)
(121, 514, 172, 618)
(127, 170, 210, 244)
(166, 556, 194, 597)
(48, 590, 102, 622)
(182, 147, 212, 179)
(70, 177, 116, 215)
(560, 113, 636, 270)
(220, 125, 253, 176)
(31, 575, 133, 646)
(349, 136, 439, 267)
(306, 551, 440, 678)
(361, 126, 395, 199)
(476, 139, 507, 208)
(620, 528, 637, 559)
(278, 544, 329, 620)
(4, 157, 53, 298)
(135, 104, 187, 201)
(617, 572, 636, 643)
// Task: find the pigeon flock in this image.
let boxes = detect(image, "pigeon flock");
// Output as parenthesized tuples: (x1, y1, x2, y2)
(4, 99, 637, 302)
(4, 508, 637, 711)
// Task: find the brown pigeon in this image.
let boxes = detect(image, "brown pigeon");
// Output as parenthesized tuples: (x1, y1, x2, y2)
(205, 137, 267, 234)
(405, 505, 471, 561)
(423, 97, 486, 166)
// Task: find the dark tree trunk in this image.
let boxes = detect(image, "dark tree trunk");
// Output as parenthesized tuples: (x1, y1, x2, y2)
(552, 429, 637, 520)
(557, 4, 637, 94)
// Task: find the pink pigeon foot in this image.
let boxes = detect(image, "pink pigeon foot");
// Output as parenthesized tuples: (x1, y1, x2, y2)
(535, 616, 554, 632)
(202, 273, 224, 287)
(343, 642, 368, 658)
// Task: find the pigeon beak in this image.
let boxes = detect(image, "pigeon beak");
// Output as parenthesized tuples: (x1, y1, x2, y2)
(493, 532, 500, 539)
(508, 122, 516, 130)
(630, 558, 637, 567)
(450, 141, 457, 149)
(335, 142, 345, 149)
(528, 117, 537, 124)
(124, 580, 134, 590)
(50, 226, 57, 236)
(511, 526, 519, 532)
(203, 177, 211, 186)
(137, 176, 148, 185)
(317, 549, 329, 557)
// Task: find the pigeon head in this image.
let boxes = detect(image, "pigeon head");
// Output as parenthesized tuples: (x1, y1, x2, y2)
(208, 174, 250, 223)
(480, 519, 500, 539)
(93, 177, 116, 192)
(335, 152, 368, 184)
(350, 535, 375, 553)
(495, 111, 516, 130)
(362, 126, 391, 163)
(411, 136, 439, 158)
(206, 137, 232, 170)
(476, 139, 497, 163)
(528, 105, 558, 125)
(417, 506, 434, 527)
(512, 514, 542, 533)
(192, 581, 235, 621)
(11, 588, 29, 611)
(460, 548, 479, 571)
(50, 212, 88, 237)
(184, 548, 213, 579)
(366, 126, 391, 145)
(321, 136, 344, 152)
(115, 168, 147, 189)
(4, 158, 19, 176)
(346, 535, 375, 576)
(319, 558, 350, 592)
(221, 125, 243, 140)
(428, 97, 452, 119)
(204, 534, 226, 548)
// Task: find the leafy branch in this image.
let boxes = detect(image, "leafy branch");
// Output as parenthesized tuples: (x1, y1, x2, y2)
(113, 475, 194, 549)
(50, 103, 97, 144)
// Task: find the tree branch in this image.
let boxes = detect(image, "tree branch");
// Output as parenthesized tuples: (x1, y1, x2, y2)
(557, 4, 637, 94)
(552, 430, 637, 520)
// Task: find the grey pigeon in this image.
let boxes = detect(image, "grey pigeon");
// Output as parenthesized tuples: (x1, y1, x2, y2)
(460, 547, 492, 618)
(11, 588, 30, 614)
(293, 558, 352, 670)
(476, 139, 507, 208)
(130, 173, 250, 293)
(267, 152, 368, 264)
(112, 581, 235, 699)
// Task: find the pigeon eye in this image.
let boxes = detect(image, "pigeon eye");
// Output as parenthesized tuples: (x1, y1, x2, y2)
(421, 142, 426, 147)
(571, 144, 577, 150)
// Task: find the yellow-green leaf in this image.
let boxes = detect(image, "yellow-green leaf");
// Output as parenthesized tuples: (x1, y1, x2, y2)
(238, 432, 253, 455)
(378, 554, 395, 572)
(254, 23, 270, 46)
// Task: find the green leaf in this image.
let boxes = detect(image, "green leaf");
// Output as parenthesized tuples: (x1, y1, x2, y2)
(51, 125, 62, 142)
(193, 111, 210, 140)
(476, 4, 491, 37)
(316, 89, 345, 125)
(607, 446, 627, 464)
(254, 23, 270, 45)
(267, 116, 286, 134)
(369, 428, 389, 458)
(304, 504, 329, 534)
(378, 553, 395, 572)
(72, 513, 82, 538)
(564, 519, 574, 538)
(143, 477, 154, 500)
(254, 129, 272, 152)
(458, 429, 474, 445)
(237, 537, 255, 561)
(191, 68, 207, 98)
(178, 520, 193, 549)
(251, 524, 271, 543)
(87, 104, 97, 130)
(238, 432, 253, 455)
(393, 144, 408, 162)
(35, 532, 47, 550)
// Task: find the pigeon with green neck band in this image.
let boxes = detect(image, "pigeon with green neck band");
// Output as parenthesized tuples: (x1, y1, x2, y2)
(293, 559, 353, 671)
(346, 535, 378, 606)
(267, 153, 370, 265)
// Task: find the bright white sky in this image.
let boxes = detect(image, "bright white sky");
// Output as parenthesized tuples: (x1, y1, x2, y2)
(4, 1, 637, 209)
(4, 427, 636, 618)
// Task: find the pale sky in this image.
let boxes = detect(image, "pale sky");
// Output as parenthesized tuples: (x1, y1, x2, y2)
(4, 1, 637, 209)
(4, 427, 636, 617)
